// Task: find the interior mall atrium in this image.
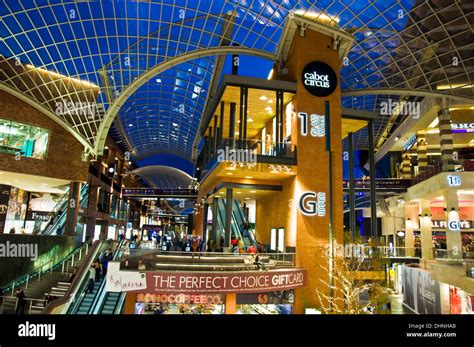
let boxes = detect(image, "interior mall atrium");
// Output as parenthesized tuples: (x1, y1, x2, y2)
(0, 0, 473, 322)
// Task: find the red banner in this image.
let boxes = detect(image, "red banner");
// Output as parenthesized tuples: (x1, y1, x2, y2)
(130, 269, 307, 294)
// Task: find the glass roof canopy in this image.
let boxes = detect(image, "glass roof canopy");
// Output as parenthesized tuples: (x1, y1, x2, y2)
(0, 0, 472, 172)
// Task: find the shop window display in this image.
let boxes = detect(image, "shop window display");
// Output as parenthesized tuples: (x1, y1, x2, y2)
(136, 303, 225, 315)
(0, 119, 49, 159)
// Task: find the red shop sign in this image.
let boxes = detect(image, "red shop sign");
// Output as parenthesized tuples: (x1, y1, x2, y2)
(130, 269, 307, 294)
(136, 293, 224, 305)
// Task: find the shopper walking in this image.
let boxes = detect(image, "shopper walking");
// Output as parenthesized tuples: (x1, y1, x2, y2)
(15, 287, 27, 314)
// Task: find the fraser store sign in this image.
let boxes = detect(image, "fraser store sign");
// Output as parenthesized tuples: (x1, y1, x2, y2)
(112, 269, 307, 294)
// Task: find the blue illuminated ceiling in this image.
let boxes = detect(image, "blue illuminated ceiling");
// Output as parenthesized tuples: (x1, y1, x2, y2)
(0, 0, 472, 170)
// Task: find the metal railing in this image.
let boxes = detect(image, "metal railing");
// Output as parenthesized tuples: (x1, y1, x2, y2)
(0, 296, 48, 315)
(1, 241, 91, 300)
(434, 249, 474, 260)
(120, 250, 296, 270)
(90, 240, 127, 314)
(44, 240, 107, 314)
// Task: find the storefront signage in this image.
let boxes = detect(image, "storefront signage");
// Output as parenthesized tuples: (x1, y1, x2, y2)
(298, 112, 325, 137)
(403, 135, 417, 151)
(0, 185, 10, 232)
(26, 210, 51, 222)
(108, 269, 307, 294)
(123, 188, 198, 197)
(431, 220, 471, 229)
(451, 123, 474, 133)
(136, 293, 224, 305)
(342, 179, 411, 190)
(447, 210, 461, 231)
(301, 61, 337, 97)
(298, 191, 326, 217)
(447, 175, 462, 187)
(106, 270, 147, 292)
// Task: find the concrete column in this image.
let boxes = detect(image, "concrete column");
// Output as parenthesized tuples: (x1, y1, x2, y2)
(420, 200, 433, 260)
(402, 153, 412, 179)
(405, 218, 415, 257)
(202, 202, 209, 251)
(65, 182, 81, 236)
(224, 188, 233, 248)
(438, 107, 457, 172)
(225, 293, 236, 314)
(211, 198, 219, 247)
(416, 131, 428, 175)
(444, 190, 462, 259)
(99, 221, 108, 241)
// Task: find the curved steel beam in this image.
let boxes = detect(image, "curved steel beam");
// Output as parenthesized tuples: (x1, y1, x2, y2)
(94, 47, 276, 155)
(0, 83, 95, 154)
(342, 88, 474, 105)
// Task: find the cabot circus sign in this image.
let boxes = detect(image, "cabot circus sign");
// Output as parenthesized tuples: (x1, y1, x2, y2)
(302, 61, 337, 97)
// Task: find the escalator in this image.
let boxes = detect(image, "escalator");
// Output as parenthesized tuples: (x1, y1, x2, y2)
(232, 199, 256, 246)
(42, 184, 89, 235)
(216, 199, 256, 248)
(68, 241, 125, 315)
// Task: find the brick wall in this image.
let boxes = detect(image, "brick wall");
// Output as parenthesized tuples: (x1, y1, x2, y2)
(0, 91, 89, 182)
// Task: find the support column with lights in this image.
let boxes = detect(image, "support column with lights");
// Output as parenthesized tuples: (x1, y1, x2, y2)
(65, 181, 81, 239)
(219, 101, 225, 146)
(404, 217, 415, 257)
(348, 132, 356, 242)
(273, 26, 345, 313)
(420, 199, 433, 260)
(416, 131, 428, 175)
(229, 103, 236, 147)
(224, 188, 233, 248)
(444, 190, 463, 259)
(211, 198, 219, 248)
(201, 201, 209, 251)
(401, 153, 412, 179)
(438, 107, 457, 172)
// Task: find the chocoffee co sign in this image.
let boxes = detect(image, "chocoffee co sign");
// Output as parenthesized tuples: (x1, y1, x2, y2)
(302, 61, 337, 97)
(107, 269, 307, 294)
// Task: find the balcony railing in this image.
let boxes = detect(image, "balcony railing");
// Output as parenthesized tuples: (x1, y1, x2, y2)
(119, 250, 296, 271)
(201, 138, 296, 175)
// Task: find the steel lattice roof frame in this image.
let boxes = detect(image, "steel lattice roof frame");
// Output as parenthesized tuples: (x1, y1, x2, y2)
(0, 0, 472, 163)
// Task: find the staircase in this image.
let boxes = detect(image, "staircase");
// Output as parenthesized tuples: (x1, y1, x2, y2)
(0, 245, 89, 314)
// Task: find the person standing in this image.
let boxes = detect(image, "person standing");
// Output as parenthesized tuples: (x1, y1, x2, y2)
(88, 265, 95, 293)
(93, 259, 102, 282)
(15, 288, 27, 314)
(102, 256, 109, 278)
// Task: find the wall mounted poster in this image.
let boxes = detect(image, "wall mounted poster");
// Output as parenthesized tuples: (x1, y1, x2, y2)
(401, 265, 441, 314)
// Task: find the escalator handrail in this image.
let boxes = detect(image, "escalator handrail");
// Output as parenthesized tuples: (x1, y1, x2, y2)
(232, 200, 257, 246)
(1, 238, 91, 295)
(90, 240, 126, 314)
(217, 199, 245, 245)
(43, 240, 104, 314)
(43, 184, 89, 235)
(39, 187, 70, 233)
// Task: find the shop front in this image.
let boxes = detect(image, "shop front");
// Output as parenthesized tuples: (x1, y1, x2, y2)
(134, 293, 225, 315)
(106, 267, 306, 315)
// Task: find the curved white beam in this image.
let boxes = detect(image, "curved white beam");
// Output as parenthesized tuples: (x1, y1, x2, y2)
(342, 88, 474, 105)
(94, 47, 276, 155)
(0, 83, 95, 154)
